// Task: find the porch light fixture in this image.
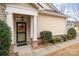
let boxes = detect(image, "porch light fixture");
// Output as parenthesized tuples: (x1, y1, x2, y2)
(21, 16, 24, 22)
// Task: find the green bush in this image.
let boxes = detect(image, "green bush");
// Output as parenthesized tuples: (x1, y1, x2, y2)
(54, 37, 61, 42)
(40, 31, 52, 43)
(60, 35, 68, 41)
(50, 37, 61, 44)
(66, 34, 73, 40)
(49, 39, 55, 44)
(0, 20, 11, 56)
(67, 28, 77, 39)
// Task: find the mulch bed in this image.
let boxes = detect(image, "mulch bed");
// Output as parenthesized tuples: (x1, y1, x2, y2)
(32, 43, 53, 49)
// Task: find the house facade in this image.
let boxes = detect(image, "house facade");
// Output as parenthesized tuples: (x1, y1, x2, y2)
(0, 3, 68, 46)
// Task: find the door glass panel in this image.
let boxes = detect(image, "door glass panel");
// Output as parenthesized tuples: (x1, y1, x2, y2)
(18, 33, 25, 42)
(18, 24, 25, 32)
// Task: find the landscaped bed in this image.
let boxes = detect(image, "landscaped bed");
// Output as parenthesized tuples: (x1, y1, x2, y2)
(33, 28, 77, 49)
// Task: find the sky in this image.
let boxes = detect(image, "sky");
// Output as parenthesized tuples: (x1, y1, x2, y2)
(53, 3, 79, 21)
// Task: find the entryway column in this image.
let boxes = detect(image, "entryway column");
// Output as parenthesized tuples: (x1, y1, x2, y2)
(33, 16, 37, 41)
(31, 15, 38, 42)
(31, 16, 34, 39)
(6, 13, 15, 44)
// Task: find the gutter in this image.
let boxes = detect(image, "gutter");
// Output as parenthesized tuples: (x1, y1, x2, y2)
(39, 10, 69, 18)
(48, 3, 61, 13)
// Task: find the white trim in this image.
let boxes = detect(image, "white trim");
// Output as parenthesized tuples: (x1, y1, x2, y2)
(6, 13, 15, 44)
(6, 4, 37, 12)
(30, 16, 38, 41)
(5, 6, 38, 16)
(33, 16, 37, 41)
(30, 16, 34, 38)
(39, 10, 68, 18)
(48, 3, 61, 13)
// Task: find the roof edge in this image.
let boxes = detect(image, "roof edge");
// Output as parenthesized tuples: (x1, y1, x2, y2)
(39, 10, 69, 18)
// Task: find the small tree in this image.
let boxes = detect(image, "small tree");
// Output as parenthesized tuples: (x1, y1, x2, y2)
(40, 31, 52, 44)
(0, 20, 11, 56)
(67, 28, 77, 38)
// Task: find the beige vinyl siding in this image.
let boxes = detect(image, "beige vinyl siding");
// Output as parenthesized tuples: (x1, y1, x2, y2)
(37, 14, 66, 37)
(0, 5, 6, 21)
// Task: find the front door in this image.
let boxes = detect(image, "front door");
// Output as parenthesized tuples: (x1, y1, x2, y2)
(16, 22, 27, 46)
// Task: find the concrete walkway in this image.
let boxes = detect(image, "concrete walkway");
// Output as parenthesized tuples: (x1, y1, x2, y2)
(17, 37, 79, 56)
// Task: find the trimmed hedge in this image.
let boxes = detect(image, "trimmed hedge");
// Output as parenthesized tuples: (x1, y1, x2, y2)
(40, 31, 52, 43)
(50, 36, 62, 44)
(50, 34, 74, 44)
(0, 20, 11, 56)
(67, 28, 77, 38)
(60, 35, 68, 41)
(66, 34, 73, 40)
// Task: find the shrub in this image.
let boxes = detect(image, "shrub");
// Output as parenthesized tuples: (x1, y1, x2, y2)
(50, 37, 61, 44)
(67, 28, 77, 38)
(0, 20, 11, 56)
(49, 39, 55, 44)
(60, 35, 68, 41)
(54, 37, 61, 43)
(40, 31, 52, 43)
(66, 34, 73, 40)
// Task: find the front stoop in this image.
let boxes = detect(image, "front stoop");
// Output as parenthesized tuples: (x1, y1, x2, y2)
(10, 44, 19, 56)
(16, 45, 35, 56)
(16, 37, 79, 56)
